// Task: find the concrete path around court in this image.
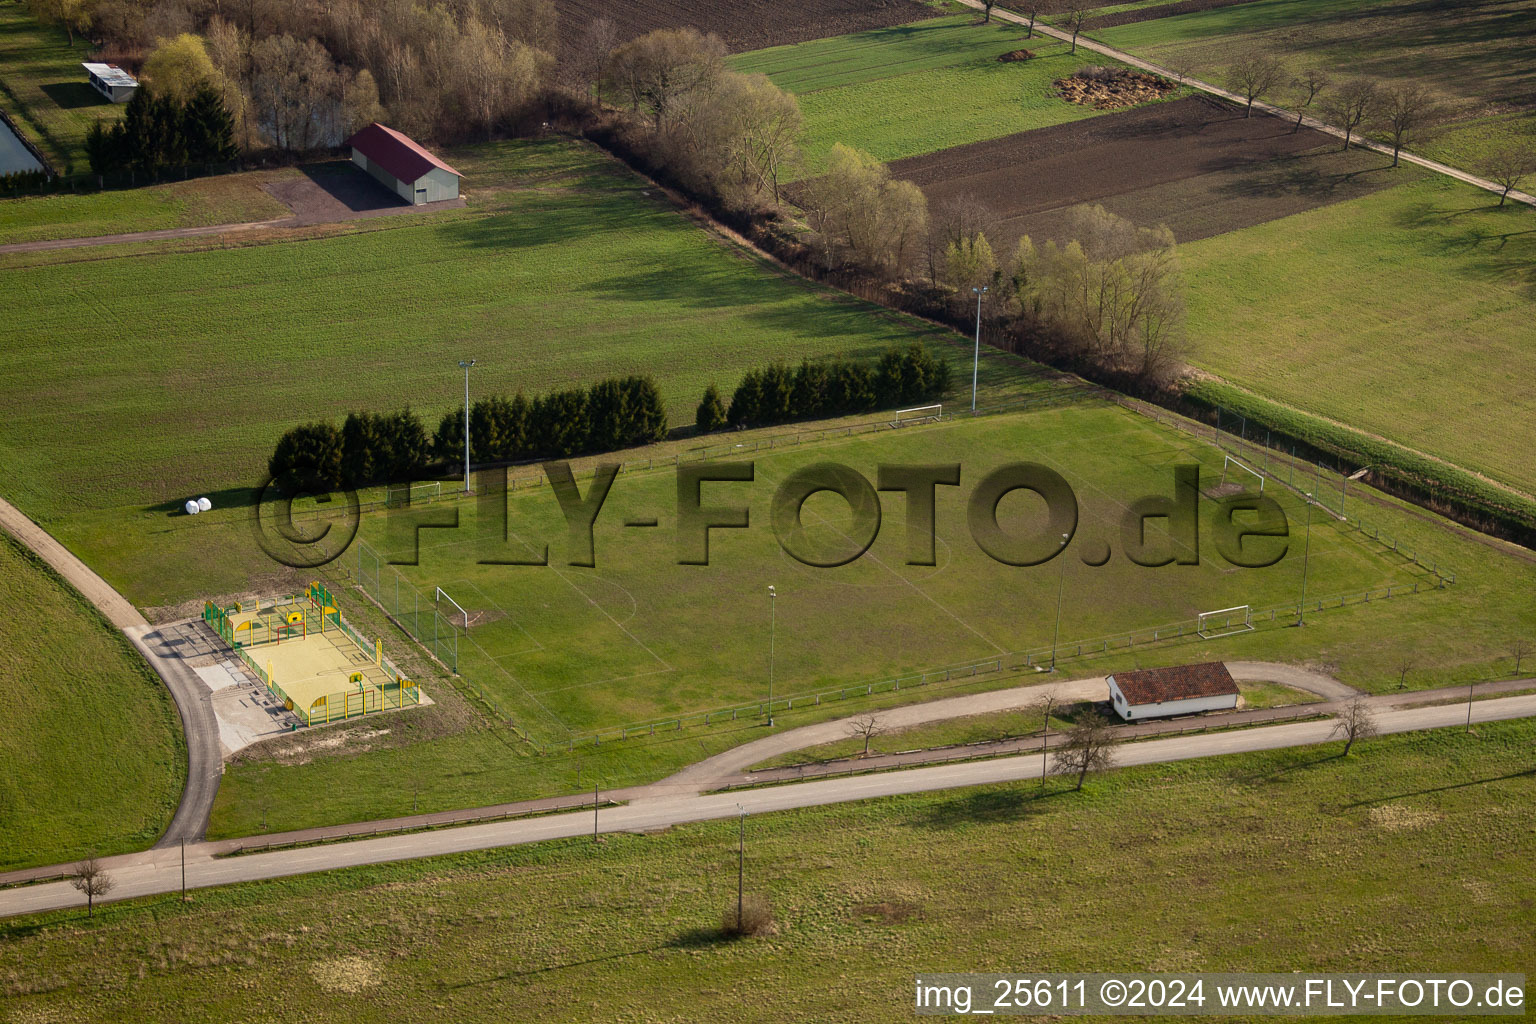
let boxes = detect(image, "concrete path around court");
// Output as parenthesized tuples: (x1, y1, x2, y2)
(0, 498, 221, 847)
(2, 690, 1533, 920)
(951, 0, 1536, 208)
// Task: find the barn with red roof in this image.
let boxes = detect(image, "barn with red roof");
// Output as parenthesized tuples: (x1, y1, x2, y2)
(344, 123, 461, 206)
(1106, 662, 1240, 721)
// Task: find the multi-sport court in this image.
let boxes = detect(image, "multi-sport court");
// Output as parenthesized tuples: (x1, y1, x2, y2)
(202, 582, 420, 726)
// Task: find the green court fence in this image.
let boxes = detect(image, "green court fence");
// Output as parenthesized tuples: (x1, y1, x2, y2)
(354, 540, 460, 673)
(201, 588, 420, 727)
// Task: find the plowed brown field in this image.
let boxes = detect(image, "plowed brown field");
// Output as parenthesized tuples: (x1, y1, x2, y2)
(889, 96, 1408, 249)
(554, 0, 942, 58)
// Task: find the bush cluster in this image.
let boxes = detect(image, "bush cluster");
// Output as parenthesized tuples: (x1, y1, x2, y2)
(432, 375, 667, 464)
(704, 345, 950, 432)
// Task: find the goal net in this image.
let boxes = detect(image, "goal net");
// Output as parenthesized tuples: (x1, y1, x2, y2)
(890, 404, 942, 427)
(1219, 455, 1265, 495)
(1197, 605, 1254, 639)
(385, 481, 443, 508)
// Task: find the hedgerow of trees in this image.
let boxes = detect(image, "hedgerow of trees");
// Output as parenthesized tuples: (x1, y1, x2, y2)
(698, 345, 951, 432)
(267, 376, 667, 493)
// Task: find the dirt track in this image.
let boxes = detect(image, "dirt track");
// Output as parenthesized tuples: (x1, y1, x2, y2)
(891, 95, 1404, 248)
(554, 0, 940, 57)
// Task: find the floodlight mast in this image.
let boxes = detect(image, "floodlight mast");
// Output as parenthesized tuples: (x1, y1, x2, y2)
(971, 286, 988, 412)
(458, 360, 475, 493)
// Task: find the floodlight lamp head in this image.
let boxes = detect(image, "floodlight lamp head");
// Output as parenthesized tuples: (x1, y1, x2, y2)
(459, 359, 476, 369)
(768, 585, 776, 597)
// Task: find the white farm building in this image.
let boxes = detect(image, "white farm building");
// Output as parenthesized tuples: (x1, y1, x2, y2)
(1107, 662, 1240, 721)
(344, 123, 461, 206)
(82, 62, 138, 103)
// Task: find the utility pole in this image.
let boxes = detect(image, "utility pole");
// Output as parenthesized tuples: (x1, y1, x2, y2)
(1296, 493, 1315, 625)
(970, 286, 988, 412)
(736, 803, 746, 930)
(458, 359, 476, 494)
(1049, 532, 1070, 671)
(180, 838, 186, 900)
(767, 585, 777, 726)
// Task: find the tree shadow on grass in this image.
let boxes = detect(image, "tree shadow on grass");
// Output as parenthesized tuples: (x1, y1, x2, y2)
(443, 927, 731, 988)
(908, 785, 1064, 831)
(1230, 750, 1343, 786)
(1340, 766, 1536, 810)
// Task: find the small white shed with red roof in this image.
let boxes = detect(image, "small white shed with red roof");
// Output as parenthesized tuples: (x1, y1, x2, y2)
(344, 123, 461, 206)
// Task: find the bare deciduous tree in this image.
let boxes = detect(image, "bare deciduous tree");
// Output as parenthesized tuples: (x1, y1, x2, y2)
(1331, 696, 1378, 756)
(1395, 657, 1412, 690)
(1033, 688, 1062, 787)
(1320, 78, 1377, 151)
(1479, 143, 1536, 206)
(1050, 708, 1117, 791)
(926, 194, 998, 284)
(573, 17, 619, 100)
(607, 27, 727, 131)
(1225, 51, 1286, 117)
(845, 713, 884, 757)
(1375, 82, 1443, 166)
(1289, 68, 1329, 133)
(1022, 3, 1042, 39)
(1510, 638, 1532, 676)
(982, 0, 996, 23)
(70, 856, 115, 918)
(1064, 0, 1091, 55)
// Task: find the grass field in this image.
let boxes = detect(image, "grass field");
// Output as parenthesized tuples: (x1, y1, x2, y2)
(731, 15, 1169, 172)
(8, 719, 1534, 1021)
(0, 139, 1043, 572)
(0, 528, 184, 870)
(359, 402, 1422, 744)
(0, 0, 122, 173)
(1092, 0, 1536, 168)
(0, 169, 296, 245)
(195, 385, 1536, 840)
(1181, 174, 1536, 496)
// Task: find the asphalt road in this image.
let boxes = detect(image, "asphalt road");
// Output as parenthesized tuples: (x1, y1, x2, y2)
(4, 691, 1531, 920)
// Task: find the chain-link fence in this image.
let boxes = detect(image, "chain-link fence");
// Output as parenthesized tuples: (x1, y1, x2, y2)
(354, 539, 460, 672)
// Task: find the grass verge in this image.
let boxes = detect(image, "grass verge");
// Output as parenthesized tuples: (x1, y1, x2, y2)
(4, 719, 1533, 1021)
(0, 528, 184, 870)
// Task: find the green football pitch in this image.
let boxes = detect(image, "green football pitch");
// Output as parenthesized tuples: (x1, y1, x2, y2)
(352, 403, 1424, 745)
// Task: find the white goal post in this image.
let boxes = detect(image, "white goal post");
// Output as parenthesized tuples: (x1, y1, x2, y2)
(1197, 605, 1254, 639)
(890, 404, 942, 427)
(436, 586, 470, 631)
(385, 481, 443, 508)
(1220, 454, 1265, 495)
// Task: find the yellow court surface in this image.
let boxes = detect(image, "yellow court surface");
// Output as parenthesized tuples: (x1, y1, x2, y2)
(205, 583, 420, 726)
